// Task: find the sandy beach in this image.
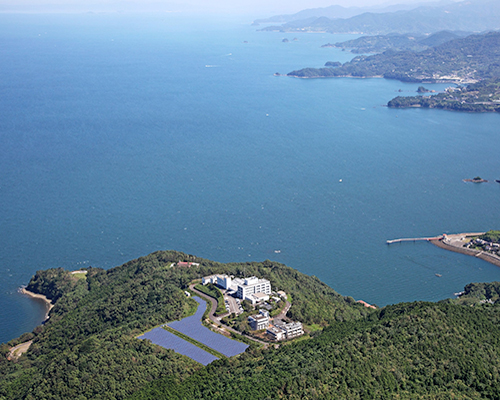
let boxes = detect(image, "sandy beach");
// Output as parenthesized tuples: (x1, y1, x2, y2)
(20, 288, 54, 321)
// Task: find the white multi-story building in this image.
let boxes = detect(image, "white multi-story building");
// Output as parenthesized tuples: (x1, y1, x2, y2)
(266, 326, 285, 341)
(248, 310, 270, 330)
(236, 276, 271, 300)
(202, 274, 233, 290)
(267, 319, 304, 341)
(217, 275, 232, 290)
(248, 292, 270, 305)
(202, 275, 219, 285)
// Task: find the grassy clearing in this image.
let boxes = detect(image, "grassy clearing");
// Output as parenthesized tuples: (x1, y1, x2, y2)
(71, 272, 87, 280)
(163, 326, 226, 359)
(305, 323, 323, 332)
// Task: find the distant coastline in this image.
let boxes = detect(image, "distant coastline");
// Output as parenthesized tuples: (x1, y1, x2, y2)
(19, 288, 54, 321)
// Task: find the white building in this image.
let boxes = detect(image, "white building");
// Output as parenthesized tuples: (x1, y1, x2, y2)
(248, 292, 270, 305)
(217, 275, 232, 290)
(202, 275, 219, 285)
(202, 274, 233, 290)
(266, 326, 285, 341)
(274, 320, 304, 339)
(236, 276, 271, 300)
(248, 310, 270, 330)
(267, 319, 304, 341)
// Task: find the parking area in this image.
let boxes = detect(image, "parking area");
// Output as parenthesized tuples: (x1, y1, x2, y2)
(224, 295, 243, 315)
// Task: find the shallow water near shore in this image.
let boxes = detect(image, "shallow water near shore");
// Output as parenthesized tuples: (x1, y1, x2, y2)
(1, 13, 500, 343)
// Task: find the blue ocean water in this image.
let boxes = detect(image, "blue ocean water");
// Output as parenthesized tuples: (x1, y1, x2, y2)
(1, 13, 500, 344)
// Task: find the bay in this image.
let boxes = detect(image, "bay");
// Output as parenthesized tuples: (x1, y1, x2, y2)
(1, 13, 499, 344)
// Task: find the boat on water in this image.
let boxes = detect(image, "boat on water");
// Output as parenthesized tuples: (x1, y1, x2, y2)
(496, 180, 500, 184)
(435, 273, 442, 278)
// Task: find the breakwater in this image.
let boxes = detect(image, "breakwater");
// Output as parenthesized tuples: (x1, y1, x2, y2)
(386, 236, 443, 244)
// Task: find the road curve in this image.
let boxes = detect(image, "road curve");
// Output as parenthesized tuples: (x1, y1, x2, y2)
(189, 283, 267, 347)
(275, 300, 291, 321)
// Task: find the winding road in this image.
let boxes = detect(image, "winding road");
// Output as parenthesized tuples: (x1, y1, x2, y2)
(189, 283, 267, 347)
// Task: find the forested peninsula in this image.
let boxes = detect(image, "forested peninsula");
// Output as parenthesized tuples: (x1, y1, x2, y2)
(3, 251, 500, 399)
(388, 79, 500, 112)
(288, 31, 500, 83)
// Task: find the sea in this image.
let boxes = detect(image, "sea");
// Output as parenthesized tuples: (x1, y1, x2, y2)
(1, 12, 500, 344)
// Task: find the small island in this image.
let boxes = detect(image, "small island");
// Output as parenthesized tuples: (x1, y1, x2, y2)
(463, 176, 488, 183)
(416, 86, 434, 93)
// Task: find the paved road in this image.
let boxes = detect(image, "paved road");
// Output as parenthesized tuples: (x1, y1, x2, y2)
(189, 283, 267, 347)
(225, 295, 240, 315)
(189, 283, 220, 325)
(7, 340, 32, 361)
(275, 300, 291, 321)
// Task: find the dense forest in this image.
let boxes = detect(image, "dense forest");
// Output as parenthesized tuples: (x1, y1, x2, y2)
(288, 31, 500, 83)
(0, 251, 368, 400)
(4, 250, 500, 399)
(130, 299, 500, 399)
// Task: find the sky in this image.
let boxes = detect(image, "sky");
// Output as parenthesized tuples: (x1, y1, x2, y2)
(0, 0, 455, 16)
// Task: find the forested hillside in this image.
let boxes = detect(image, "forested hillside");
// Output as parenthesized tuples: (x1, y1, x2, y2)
(388, 79, 500, 112)
(288, 31, 500, 83)
(324, 31, 469, 54)
(130, 301, 500, 399)
(0, 251, 367, 399)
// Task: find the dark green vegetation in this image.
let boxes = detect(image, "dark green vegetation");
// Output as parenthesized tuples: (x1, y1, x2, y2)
(288, 31, 500, 83)
(193, 283, 226, 316)
(7, 252, 500, 400)
(1, 251, 367, 400)
(480, 231, 500, 243)
(447, 282, 500, 306)
(388, 79, 500, 112)
(416, 86, 430, 93)
(130, 299, 500, 399)
(463, 231, 500, 254)
(260, 0, 500, 35)
(323, 31, 468, 54)
(324, 61, 341, 67)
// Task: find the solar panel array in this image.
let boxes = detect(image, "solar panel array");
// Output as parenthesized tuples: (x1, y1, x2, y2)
(137, 327, 218, 366)
(168, 296, 249, 357)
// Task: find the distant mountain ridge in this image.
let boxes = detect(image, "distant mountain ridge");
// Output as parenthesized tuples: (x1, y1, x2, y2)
(260, 0, 500, 35)
(253, 0, 454, 25)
